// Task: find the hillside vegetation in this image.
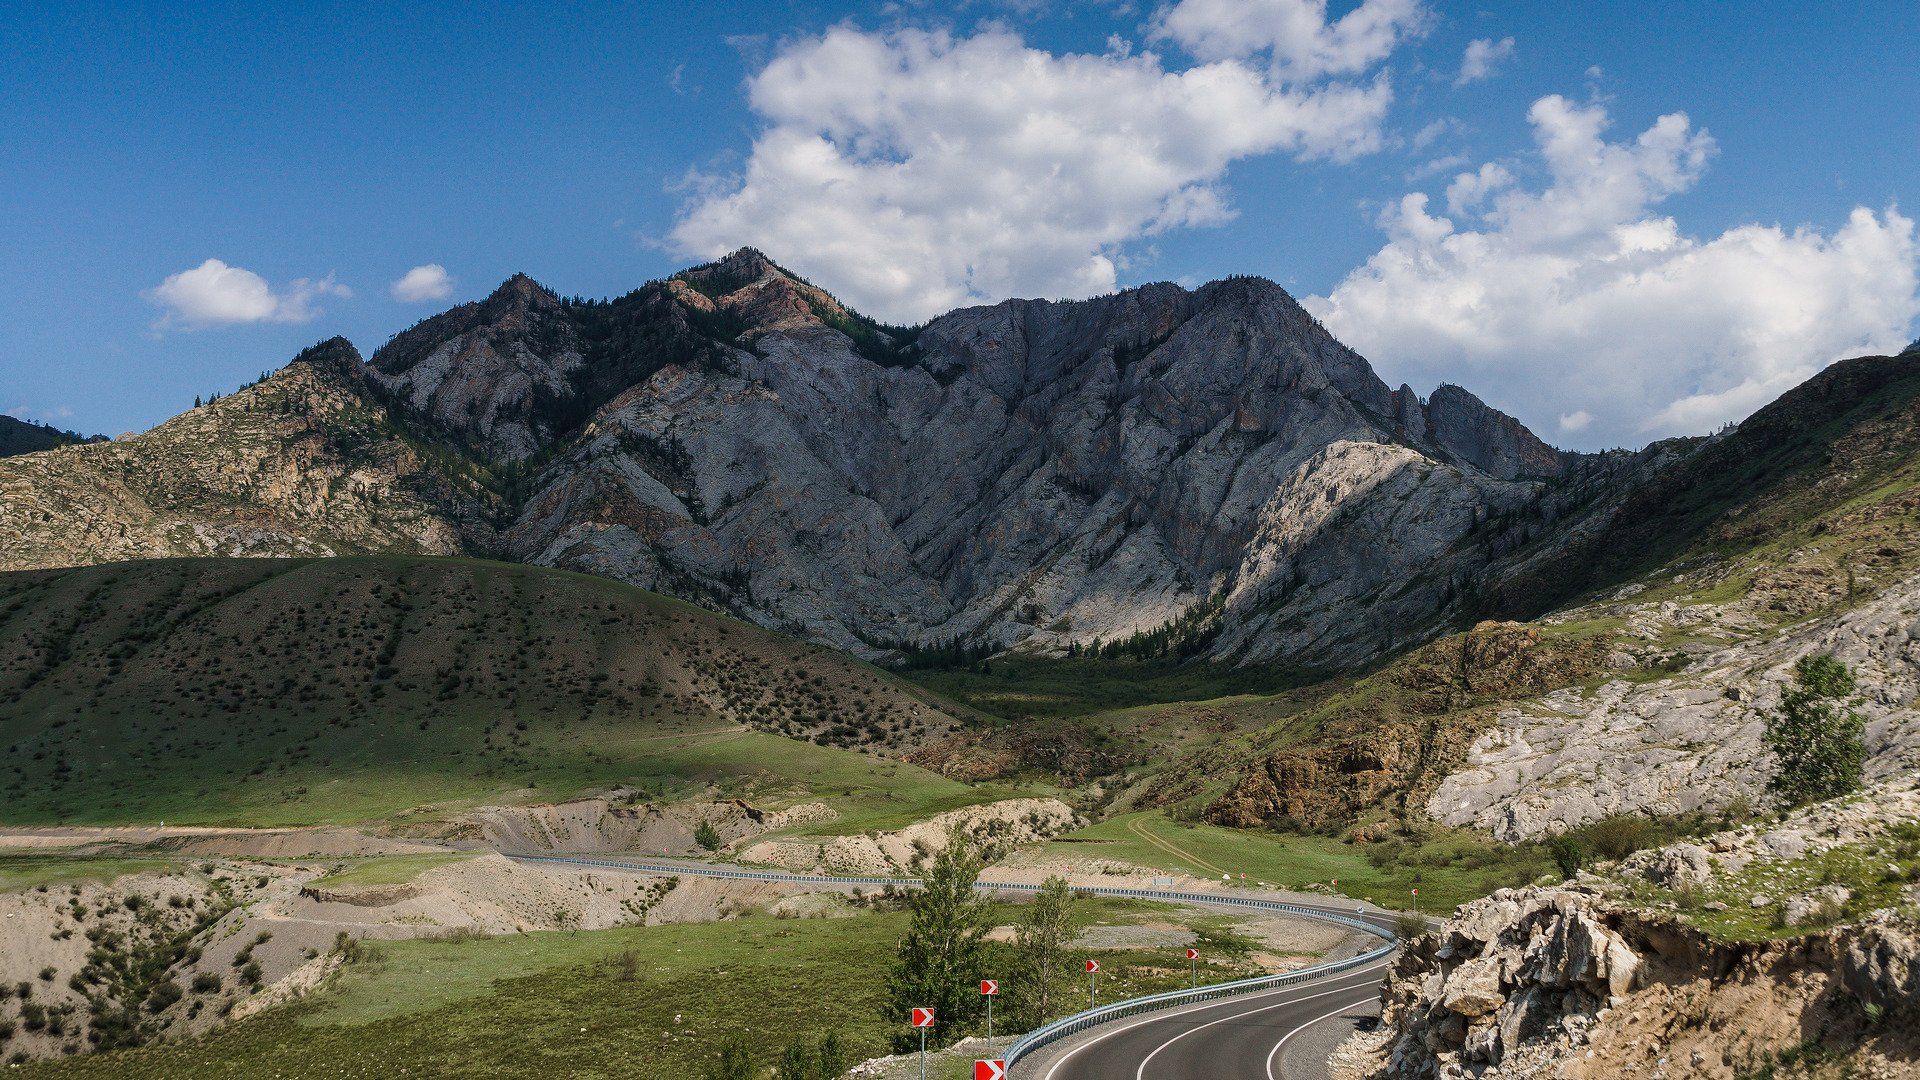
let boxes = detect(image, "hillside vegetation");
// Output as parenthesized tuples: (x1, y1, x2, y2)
(0, 557, 977, 826)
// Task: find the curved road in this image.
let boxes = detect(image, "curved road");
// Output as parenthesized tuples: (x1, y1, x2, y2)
(1025, 956, 1389, 1080)
(506, 853, 1400, 1079)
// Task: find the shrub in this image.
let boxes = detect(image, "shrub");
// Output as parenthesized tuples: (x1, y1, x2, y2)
(1583, 816, 1657, 862)
(704, 1036, 755, 1080)
(1765, 654, 1866, 808)
(694, 819, 723, 852)
(1549, 835, 1588, 879)
(191, 973, 221, 993)
(1395, 910, 1428, 941)
(815, 1032, 847, 1079)
(144, 981, 183, 1013)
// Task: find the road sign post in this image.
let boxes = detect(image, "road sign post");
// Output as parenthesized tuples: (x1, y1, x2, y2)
(911, 1008, 935, 1080)
(1086, 958, 1100, 1009)
(1185, 947, 1198, 987)
(980, 979, 998, 1046)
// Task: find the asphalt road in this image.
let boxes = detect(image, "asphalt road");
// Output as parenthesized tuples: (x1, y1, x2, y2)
(506, 853, 1403, 1079)
(1021, 956, 1391, 1080)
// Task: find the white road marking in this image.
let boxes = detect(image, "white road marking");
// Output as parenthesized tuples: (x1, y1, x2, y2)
(1265, 993, 1376, 1080)
(1132, 979, 1378, 1080)
(1034, 959, 1389, 1080)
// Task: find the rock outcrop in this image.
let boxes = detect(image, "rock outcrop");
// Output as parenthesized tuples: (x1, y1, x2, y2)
(1355, 889, 1920, 1079)
(1209, 621, 1609, 829)
(1345, 780, 1920, 1079)
(1429, 570, 1920, 840)
(734, 797, 1078, 875)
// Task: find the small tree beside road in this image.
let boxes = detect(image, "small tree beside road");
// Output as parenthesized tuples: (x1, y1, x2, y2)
(884, 831, 989, 1049)
(1011, 875, 1075, 1027)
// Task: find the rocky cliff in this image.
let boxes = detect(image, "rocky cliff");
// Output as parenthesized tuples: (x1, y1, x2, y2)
(386, 251, 1584, 666)
(1343, 780, 1920, 1079)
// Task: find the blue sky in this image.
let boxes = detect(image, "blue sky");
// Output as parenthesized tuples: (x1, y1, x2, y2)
(2, 0, 1916, 447)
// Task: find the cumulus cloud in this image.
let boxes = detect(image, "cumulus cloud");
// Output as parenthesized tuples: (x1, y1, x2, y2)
(390, 264, 454, 303)
(144, 260, 349, 331)
(672, 4, 1423, 323)
(1454, 36, 1514, 86)
(1307, 95, 1920, 447)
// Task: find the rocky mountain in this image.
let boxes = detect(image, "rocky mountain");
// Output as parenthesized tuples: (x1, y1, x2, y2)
(378, 249, 1583, 666)
(1201, 350, 1920, 839)
(0, 339, 496, 572)
(0, 414, 99, 458)
(19, 248, 1900, 679)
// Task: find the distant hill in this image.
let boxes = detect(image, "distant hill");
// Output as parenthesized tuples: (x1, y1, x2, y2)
(0, 414, 99, 458)
(0, 556, 973, 825)
(0, 340, 496, 572)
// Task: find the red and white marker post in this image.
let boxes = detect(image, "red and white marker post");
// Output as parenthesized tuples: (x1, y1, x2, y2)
(974, 1060, 1007, 1080)
(1185, 947, 1199, 987)
(980, 979, 999, 1046)
(911, 1008, 935, 1080)
(1086, 958, 1101, 1008)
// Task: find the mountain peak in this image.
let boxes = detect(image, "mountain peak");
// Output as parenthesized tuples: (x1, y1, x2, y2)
(288, 336, 365, 381)
(485, 272, 558, 308)
(674, 247, 793, 298)
(1423, 383, 1568, 479)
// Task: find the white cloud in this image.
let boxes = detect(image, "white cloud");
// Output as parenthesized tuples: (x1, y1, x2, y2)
(1308, 96, 1920, 447)
(144, 260, 349, 332)
(1454, 36, 1514, 86)
(1152, 0, 1432, 81)
(672, 7, 1421, 323)
(390, 264, 454, 303)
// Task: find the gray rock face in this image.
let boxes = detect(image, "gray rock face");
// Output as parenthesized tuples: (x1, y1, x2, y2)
(1, 249, 1588, 668)
(407, 255, 1578, 664)
(369, 274, 582, 461)
(1428, 571, 1920, 839)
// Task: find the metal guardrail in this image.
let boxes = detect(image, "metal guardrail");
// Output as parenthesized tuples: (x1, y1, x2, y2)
(505, 852, 1402, 1071)
(1000, 941, 1394, 1069)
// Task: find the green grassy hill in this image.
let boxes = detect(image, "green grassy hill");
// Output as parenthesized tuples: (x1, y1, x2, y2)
(0, 556, 981, 826)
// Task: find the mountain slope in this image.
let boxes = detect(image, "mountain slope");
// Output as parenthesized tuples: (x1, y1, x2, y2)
(1187, 352, 1920, 839)
(448, 251, 1579, 666)
(0, 340, 497, 572)
(1, 251, 1602, 671)
(0, 556, 974, 825)
(0, 415, 99, 458)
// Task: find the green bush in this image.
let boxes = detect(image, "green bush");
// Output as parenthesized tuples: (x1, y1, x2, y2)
(1583, 816, 1656, 862)
(703, 1035, 755, 1080)
(1765, 654, 1866, 808)
(694, 819, 723, 852)
(1549, 835, 1586, 879)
